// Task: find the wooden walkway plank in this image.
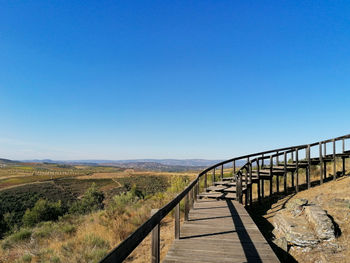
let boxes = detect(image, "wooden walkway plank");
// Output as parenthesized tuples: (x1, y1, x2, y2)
(163, 199, 279, 263)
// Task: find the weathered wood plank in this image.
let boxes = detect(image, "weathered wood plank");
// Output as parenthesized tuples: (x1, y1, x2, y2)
(163, 199, 279, 263)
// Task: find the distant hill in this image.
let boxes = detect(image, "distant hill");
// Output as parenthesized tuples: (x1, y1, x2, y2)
(20, 159, 228, 172)
(101, 162, 206, 172)
(0, 158, 20, 164)
(93, 159, 223, 167)
(23, 159, 223, 167)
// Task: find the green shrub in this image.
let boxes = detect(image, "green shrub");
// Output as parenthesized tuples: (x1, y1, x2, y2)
(10, 228, 32, 242)
(82, 234, 109, 263)
(51, 256, 61, 263)
(22, 199, 63, 227)
(106, 189, 139, 216)
(61, 224, 76, 235)
(84, 234, 109, 249)
(21, 254, 32, 262)
(167, 175, 189, 194)
(33, 221, 54, 238)
(1, 228, 32, 249)
(69, 183, 104, 215)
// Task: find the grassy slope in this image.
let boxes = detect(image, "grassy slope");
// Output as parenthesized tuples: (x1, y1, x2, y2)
(249, 159, 350, 263)
(0, 169, 192, 263)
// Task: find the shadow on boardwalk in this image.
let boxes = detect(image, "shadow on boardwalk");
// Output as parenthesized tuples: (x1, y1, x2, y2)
(163, 199, 279, 263)
(226, 200, 262, 263)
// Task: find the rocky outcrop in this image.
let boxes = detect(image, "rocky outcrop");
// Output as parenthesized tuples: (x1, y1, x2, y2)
(273, 210, 319, 247)
(304, 205, 335, 240)
(272, 198, 336, 251)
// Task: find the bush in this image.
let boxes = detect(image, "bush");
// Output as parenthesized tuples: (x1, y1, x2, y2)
(1, 228, 32, 249)
(22, 199, 63, 227)
(21, 254, 32, 262)
(69, 183, 105, 215)
(168, 175, 189, 194)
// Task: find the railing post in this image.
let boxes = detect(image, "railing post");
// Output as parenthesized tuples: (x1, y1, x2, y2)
(244, 168, 248, 206)
(175, 203, 180, 240)
(151, 209, 160, 263)
(295, 148, 299, 193)
(260, 159, 264, 199)
(307, 145, 311, 189)
(194, 182, 197, 202)
(269, 155, 273, 197)
(184, 193, 189, 221)
(276, 151, 279, 166)
(319, 142, 323, 184)
(233, 160, 236, 175)
(262, 154, 264, 167)
(342, 139, 346, 176)
(257, 160, 261, 203)
(221, 164, 224, 180)
(284, 151, 287, 194)
(276, 154, 279, 193)
(237, 172, 242, 204)
(204, 173, 207, 190)
(212, 168, 216, 184)
(333, 139, 336, 180)
(189, 189, 193, 209)
(249, 163, 253, 206)
(191, 187, 195, 207)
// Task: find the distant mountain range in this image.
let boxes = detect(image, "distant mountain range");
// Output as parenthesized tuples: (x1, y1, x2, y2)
(0, 158, 20, 164)
(2, 158, 247, 172)
(21, 159, 223, 167)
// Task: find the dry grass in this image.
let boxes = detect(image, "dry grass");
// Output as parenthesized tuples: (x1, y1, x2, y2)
(247, 159, 350, 263)
(0, 173, 190, 263)
(125, 216, 176, 263)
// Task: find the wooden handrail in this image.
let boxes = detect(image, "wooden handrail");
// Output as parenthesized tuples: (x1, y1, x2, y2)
(100, 134, 350, 263)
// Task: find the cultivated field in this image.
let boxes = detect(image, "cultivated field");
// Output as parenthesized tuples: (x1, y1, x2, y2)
(0, 161, 199, 263)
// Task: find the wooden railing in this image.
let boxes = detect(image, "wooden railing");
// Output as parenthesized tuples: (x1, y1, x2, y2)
(100, 134, 350, 263)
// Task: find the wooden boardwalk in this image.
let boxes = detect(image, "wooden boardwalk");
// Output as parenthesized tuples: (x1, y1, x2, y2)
(163, 199, 279, 263)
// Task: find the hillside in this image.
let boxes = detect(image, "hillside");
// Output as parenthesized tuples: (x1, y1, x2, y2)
(251, 176, 350, 263)
(0, 159, 19, 165)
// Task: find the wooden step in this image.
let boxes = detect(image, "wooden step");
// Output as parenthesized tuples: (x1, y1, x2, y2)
(198, 192, 224, 199)
(223, 187, 236, 193)
(214, 181, 232, 186)
(222, 176, 235, 181)
(206, 185, 228, 192)
(271, 165, 297, 171)
(252, 169, 284, 175)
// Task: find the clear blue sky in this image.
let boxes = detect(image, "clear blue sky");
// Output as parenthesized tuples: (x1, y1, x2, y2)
(1, 1, 350, 160)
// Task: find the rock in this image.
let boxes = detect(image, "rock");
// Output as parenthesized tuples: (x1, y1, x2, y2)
(273, 237, 288, 252)
(285, 198, 308, 216)
(286, 198, 308, 209)
(329, 198, 350, 209)
(304, 205, 335, 241)
(273, 213, 319, 247)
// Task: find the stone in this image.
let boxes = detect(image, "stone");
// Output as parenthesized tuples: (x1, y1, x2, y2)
(285, 198, 308, 210)
(304, 205, 335, 241)
(273, 237, 288, 252)
(285, 198, 308, 216)
(329, 198, 350, 209)
(273, 213, 319, 247)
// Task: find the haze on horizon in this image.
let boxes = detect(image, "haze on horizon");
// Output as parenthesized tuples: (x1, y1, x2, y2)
(1, 1, 350, 161)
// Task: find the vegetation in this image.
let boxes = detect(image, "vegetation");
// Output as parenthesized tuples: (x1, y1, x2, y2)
(69, 183, 105, 214)
(22, 199, 64, 227)
(0, 160, 193, 263)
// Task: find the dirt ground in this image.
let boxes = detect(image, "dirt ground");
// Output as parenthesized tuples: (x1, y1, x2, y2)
(250, 176, 350, 263)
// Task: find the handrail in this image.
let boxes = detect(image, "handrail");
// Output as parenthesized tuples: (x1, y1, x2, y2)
(100, 134, 350, 263)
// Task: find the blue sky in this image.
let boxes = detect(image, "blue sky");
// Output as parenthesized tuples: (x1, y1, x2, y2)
(1, 1, 350, 160)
